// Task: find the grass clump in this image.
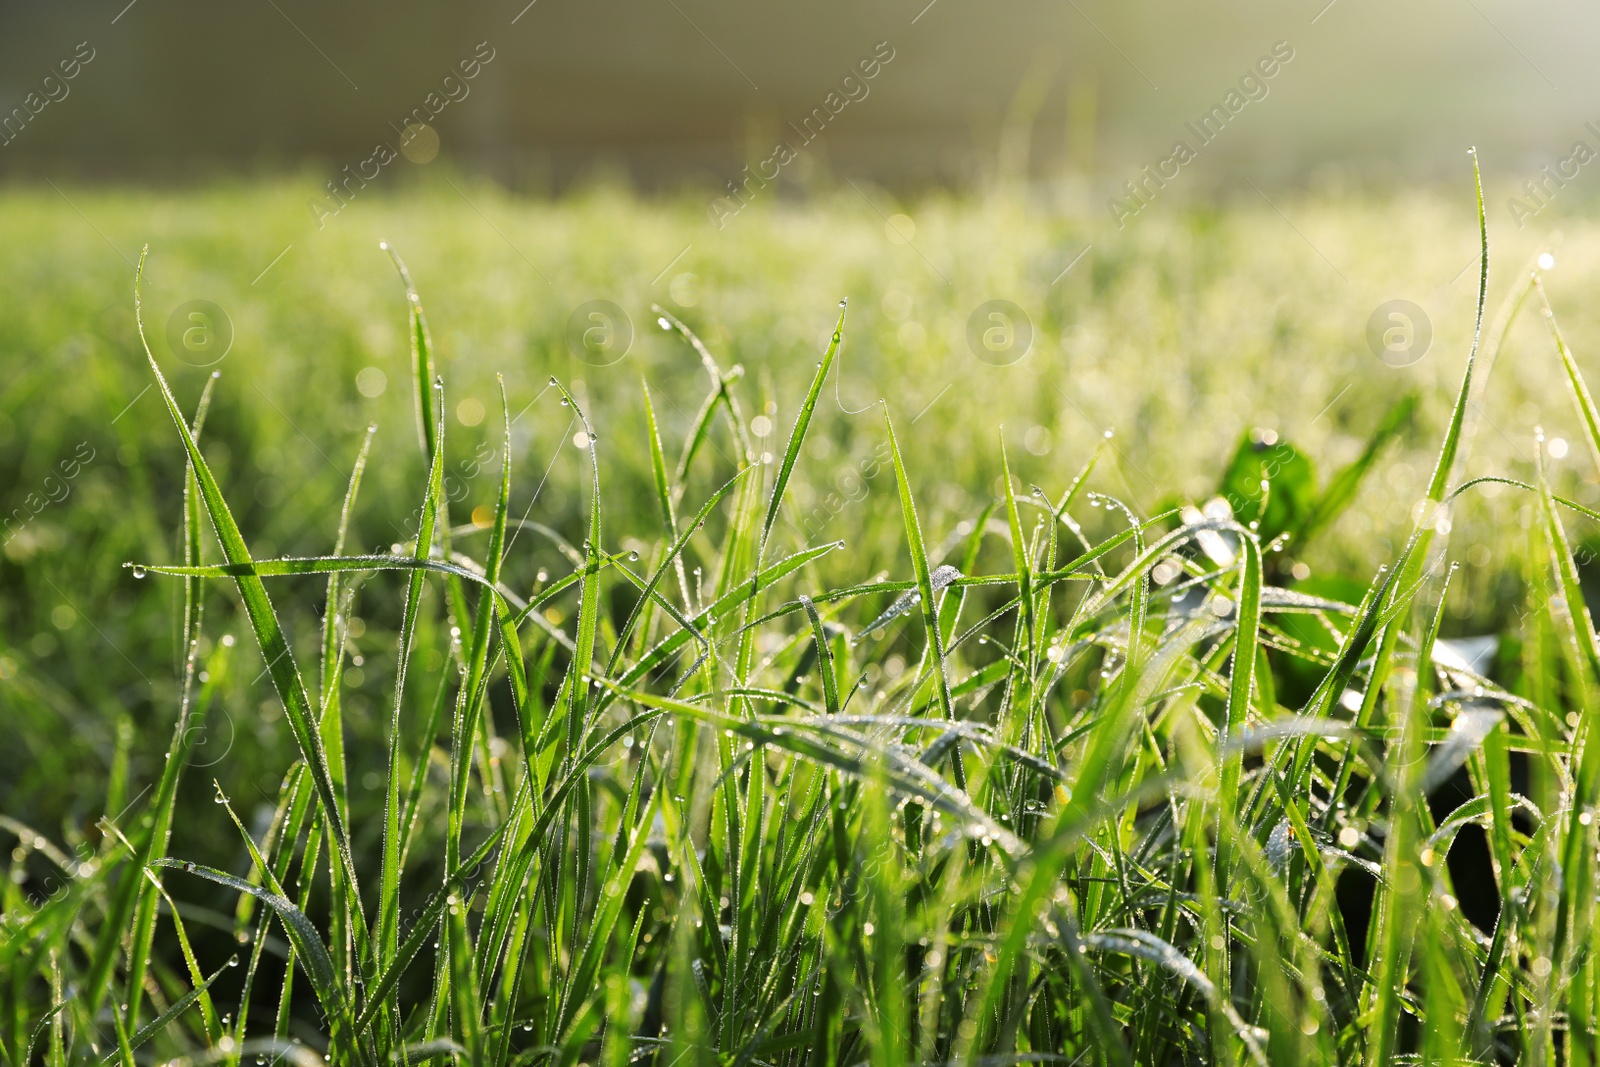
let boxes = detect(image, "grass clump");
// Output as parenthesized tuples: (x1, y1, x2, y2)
(8, 159, 1600, 1065)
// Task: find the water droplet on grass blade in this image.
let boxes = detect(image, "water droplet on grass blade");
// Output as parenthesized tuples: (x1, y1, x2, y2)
(130, 564, 147, 578)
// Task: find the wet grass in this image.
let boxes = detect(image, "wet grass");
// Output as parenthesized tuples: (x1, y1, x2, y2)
(7, 162, 1600, 1063)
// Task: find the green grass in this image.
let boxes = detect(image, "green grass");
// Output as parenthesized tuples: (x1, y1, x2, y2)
(8, 164, 1600, 1063)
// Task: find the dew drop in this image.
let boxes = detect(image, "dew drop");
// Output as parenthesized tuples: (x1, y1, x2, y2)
(628, 550, 641, 562)
(131, 565, 147, 579)
(838, 298, 848, 308)
(228, 955, 240, 967)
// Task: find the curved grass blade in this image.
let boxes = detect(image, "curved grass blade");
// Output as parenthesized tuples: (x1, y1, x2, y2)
(643, 379, 694, 613)
(1000, 435, 1037, 691)
(382, 242, 438, 458)
(119, 376, 221, 1029)
(758, 301, 847, 562)
(799, 595, 840, 716)
(1536, 276, 1600, 476)
(1215, 530, 1262, 896)
(882, 408, 958, 761)
(155, 859, 364, 1065)
(547, 378, 604, 758)
(378, 390, 446, 1011)
(101, 955, 232, 1062)
(1082, 929, 1268, 1067)
(130, 249, 367, 953)
(605, 464, 753, 677)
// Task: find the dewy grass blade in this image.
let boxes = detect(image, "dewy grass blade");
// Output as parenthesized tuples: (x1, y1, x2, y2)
(383, 242, 438, 459)
(882, 408, 958, 765)
(1535, 433, 1600, 1043)
(1536, 277, 1600, 476)
(440, 381, 516, 1064)
(450, 378, 511, 870)
(1268, 155, 1492, 818)
(799, 595, 840, 715)
(1215, 529, 1261, 898)
(379, 389, 445, 1006)
(605, 465, 751, 677)
(1000, 434, 1037, 671)
(354, 815, 518, 1036)
(547, 378, 603, 758)
(643, 379, 694, 611)
(758, 300, 847, 562)
(1082, 929, 1268, 1067)
(137, 553, 528, 604)
(129, 248, 368, 961)
(317, 423, 375, 813)
(119, 375, 219, 1031)
(1366, 567, 1452, 1067)
(657, 305, 754, 492)
(158, 858, 367, 1064)
(101, 955, 232, 1063)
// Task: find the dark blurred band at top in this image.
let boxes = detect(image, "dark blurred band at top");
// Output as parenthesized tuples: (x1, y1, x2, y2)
(0, 0, 1595, 194)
